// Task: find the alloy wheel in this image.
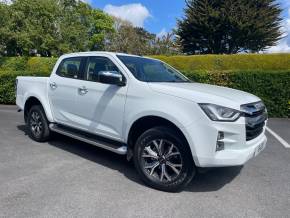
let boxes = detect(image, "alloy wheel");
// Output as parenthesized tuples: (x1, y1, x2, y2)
(30, 111, 43, 137)
(141, 139, 183, 182)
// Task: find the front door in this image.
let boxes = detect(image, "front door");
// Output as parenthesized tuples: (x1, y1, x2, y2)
(73, 56, 128, 141)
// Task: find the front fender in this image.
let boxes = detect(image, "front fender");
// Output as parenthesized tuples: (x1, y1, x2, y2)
(124, 110, 190, 141)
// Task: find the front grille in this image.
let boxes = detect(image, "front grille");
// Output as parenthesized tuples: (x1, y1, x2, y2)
(245, 117, 265, 141)
(241, 102, 267, 141)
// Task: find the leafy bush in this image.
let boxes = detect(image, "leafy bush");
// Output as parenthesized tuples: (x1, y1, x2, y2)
(0, 57, 28, 71)
(1, 54, 290, 73)
(185, 70, 290, 117)
(0, 57, 57, 74)
(26, 57, 57, 73)
(151, 54, 290, 72)
(0, 71, 49, 104)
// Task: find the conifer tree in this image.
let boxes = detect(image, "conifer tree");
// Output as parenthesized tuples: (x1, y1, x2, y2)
(177, 0, 282, 54)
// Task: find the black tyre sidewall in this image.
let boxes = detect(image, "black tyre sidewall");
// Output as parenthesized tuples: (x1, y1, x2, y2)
(134, 126, 195, 192)
(27, 105, 50, 142)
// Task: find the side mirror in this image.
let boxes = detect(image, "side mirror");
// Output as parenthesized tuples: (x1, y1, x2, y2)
(98, 71, 126, 86)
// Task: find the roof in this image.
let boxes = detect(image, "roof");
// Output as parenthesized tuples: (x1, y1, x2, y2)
(60, 51, 142, 58)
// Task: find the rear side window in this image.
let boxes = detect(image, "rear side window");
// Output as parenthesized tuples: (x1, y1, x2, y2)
(85, 57, 121, 82)
(56, 57, 83, 79)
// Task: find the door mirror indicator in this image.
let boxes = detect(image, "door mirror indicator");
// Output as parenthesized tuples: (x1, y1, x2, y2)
(98, 71, 126, 86)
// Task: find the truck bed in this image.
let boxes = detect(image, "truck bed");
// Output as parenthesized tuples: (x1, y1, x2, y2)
(16, 76, 49, 111)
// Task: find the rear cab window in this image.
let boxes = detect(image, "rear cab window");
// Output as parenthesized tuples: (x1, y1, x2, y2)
(56, 57, 84, 79)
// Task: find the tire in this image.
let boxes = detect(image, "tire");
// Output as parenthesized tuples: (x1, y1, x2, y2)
(27, 105, 51, 142)
(133, 126, 195, 192)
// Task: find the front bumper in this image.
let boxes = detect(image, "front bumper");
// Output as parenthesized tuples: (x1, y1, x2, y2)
(183, 116, 267, 167)
(196, 133, 267, 167)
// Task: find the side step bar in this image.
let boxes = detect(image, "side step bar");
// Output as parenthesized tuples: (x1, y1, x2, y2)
(49, 124, 127, 155)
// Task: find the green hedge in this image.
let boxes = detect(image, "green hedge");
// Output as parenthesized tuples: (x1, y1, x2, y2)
(0, 57, 57, 74)
(26, 57, 57, 73)
(151, 54, 290, 72)
(1, 54, 290, 73)
(0, 71, 49, 104)
(184, 70, 290, 117)
(0, 69, 289, 117)
(0, 57, 28, 71)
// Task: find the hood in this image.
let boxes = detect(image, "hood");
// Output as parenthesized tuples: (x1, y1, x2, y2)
(148, 82, 261, 110)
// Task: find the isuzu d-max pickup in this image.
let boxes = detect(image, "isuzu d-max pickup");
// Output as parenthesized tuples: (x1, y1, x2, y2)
(16, 52, 268, 191)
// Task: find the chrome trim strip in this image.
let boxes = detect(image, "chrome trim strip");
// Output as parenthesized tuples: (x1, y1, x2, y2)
(240, 101, 266, 116)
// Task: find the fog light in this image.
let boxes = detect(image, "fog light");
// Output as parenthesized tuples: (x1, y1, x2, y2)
(216, 131, 225, 151)
(217, 131, 224, 140)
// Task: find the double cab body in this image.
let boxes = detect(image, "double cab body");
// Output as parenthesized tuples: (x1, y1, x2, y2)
(16, 52, 268, 191)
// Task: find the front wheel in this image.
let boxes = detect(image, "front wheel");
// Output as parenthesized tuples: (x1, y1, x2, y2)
(27, 105, 51, 142)
(133, 126, 195, 192)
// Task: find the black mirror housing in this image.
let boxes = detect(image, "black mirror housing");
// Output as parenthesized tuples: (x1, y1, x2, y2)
(98, 71, 126, 86)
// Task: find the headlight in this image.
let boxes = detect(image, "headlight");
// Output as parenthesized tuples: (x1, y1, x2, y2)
(199, 103, 241, 122)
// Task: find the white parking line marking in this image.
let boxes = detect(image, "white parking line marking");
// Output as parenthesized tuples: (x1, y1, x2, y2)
(266, 127, 290, 148)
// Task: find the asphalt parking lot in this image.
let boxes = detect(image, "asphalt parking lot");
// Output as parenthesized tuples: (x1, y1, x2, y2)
(0, 105, 289, 218)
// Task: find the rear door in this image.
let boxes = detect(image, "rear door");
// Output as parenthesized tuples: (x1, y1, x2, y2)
(72, 55, 128, 141)
(48, 57, 87, 128)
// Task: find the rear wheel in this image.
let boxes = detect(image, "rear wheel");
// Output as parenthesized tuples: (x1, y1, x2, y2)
(27, 105, 50, 142)
(133, 126, 195, 192)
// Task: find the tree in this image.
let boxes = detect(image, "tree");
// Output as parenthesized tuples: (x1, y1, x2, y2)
(88, 9, 115, 51)
(134, 27, 156, 55)
(0, 3, 12, 56)
(152, 32, 180, 55)
(105, 17, 180, 55)
(177, 0, 282, 54)
(55, 0, 92, 55)
(1, 0, 59, 56)
(56, 1, 114, 54)
(105, 17, 156, 55)
(0, 0, 114, 56)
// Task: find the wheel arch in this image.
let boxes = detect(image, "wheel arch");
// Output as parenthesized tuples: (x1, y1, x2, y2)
(126, 115, 193, 162)
(24, 96, 51, 123)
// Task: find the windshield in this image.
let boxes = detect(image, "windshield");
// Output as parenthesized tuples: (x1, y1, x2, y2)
(117, 55, 190, 82)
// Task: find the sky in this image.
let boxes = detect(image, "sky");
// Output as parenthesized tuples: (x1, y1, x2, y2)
(90, 0, 186, 37)
(86, 0, 290, 53)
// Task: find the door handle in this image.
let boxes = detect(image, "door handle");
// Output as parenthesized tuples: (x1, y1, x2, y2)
(50, 82, 57, 90)
(78, 86, 88, 95)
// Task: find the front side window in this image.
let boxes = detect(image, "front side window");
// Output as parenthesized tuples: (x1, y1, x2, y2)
(85, 57, 121, 82)
(117, 55, 190, 83)
(56, 57, 82, 79)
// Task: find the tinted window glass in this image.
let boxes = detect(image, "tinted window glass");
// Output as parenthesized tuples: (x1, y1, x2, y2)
(57, 57, 82, 79)
(117, 55, 190, 82)
(85, 57, 121, 82)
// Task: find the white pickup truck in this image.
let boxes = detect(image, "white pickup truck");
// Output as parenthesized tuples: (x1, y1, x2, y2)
(16, 52, 268, 192)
